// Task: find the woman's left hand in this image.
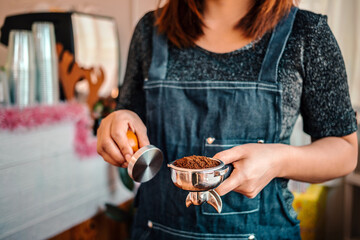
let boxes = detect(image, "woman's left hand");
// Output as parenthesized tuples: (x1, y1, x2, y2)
(214, 143, 289, 198)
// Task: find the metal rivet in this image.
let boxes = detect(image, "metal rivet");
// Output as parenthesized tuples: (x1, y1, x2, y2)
(206, 137, 215, 144)
(248, 234, 255, 240)
(257, 140, 264, 144)
(147, 220, 153, 228)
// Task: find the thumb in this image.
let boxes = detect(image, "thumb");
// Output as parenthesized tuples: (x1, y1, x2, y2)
(213, 145, 245, 165)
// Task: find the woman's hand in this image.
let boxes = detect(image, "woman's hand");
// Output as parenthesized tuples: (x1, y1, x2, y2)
(214, 133, 358, 198)
(214, 143, 289, 198)
(97, 110, 149, 168)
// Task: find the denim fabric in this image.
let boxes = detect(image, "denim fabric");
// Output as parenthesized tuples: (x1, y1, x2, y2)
(132, 7, 301, 240)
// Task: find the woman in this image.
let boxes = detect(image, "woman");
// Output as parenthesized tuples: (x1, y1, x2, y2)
(97, 0, 358, 239)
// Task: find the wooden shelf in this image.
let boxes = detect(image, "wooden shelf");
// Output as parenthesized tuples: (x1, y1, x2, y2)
(48, 199, 133, 240)
(346, 172, 360, 187)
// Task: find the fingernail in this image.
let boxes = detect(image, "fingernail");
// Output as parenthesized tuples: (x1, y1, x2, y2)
(125, 154, 132, 162)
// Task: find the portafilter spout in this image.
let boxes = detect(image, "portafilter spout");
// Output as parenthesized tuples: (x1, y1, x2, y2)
(186, 190, 223, 213)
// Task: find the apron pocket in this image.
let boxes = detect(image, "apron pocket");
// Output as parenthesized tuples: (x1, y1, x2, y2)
(132, 223, 153, 240)
(150, 220, 256, 240)
(203, 138, 265, 158)
(201, 191, 260, 215)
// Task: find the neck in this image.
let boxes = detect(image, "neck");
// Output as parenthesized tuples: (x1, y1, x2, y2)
(195, 0, 254, 53)
(203, 0, 252, 27)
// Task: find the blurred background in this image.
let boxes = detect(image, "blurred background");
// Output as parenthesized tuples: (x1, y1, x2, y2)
(0, 0, 359, 240)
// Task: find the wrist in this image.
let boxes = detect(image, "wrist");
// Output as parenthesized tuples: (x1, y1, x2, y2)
(274, 143, 295, 179)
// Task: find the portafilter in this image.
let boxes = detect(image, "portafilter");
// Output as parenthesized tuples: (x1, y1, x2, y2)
(167, 158, 229, 213)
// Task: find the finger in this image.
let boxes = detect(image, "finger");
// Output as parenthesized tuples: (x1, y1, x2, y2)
(213, 146, 245, 165)
(110, 121, 134, 157)
(98, 129, 127, 162)
(215, 168, 244, 196)
(101, 151, 123, 167)
(105, 138, 127, 162)
(120, 161, 129, 168)
(97, 118, 126, 165)
(232, 181, 262, 199)
(135, 125, 150, 148)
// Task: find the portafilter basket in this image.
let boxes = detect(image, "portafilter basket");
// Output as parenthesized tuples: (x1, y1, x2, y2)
(167, 158, 229, 213)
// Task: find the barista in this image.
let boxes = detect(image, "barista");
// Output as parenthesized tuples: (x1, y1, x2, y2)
(97, 0, 358, 239)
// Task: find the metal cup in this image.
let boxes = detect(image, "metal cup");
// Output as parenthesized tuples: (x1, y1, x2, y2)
(0, 69, 10, 106)
(5, 30, 36, 108)
(168, 158, 229, 213)
(167, 158, 228, 191)
(32, 22, 59, 104)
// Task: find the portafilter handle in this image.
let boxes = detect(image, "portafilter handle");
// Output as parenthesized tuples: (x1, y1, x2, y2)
(214, 165, 230, 177)
(224, 164, 234, 179)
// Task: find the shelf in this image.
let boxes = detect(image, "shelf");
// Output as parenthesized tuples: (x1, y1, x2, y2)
(346, 172, 360, 187)
(0, 121, 133, 239)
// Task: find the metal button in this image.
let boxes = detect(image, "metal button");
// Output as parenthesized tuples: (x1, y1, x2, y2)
(147, 220, 153, 228)
(257, 139, 264, 144)
(248, 234, 255, 240)
(144, 78, 148, 81)
(206, 137, 215, 144)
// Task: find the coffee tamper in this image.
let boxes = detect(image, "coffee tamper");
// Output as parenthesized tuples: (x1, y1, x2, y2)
(126, 131, 163, 183)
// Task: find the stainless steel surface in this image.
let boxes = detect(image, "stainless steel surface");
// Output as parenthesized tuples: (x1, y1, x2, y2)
(185, 190, 223, 213)
(6, 30, 36, 107)
(128, 145, 163, 183)
(0, 69, 10, 106)
(32, 22, 59, 104)
(168, 158, 228, 212)
(167, 158, 228, 191)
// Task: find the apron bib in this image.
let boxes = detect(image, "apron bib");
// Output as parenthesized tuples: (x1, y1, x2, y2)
(132, 7, 301, 240)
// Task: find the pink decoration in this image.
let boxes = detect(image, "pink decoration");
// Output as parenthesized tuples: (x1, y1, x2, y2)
(0, 102, 98, 158)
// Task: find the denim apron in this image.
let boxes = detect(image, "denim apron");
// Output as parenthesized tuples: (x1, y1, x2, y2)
(132, 7, 301, 240)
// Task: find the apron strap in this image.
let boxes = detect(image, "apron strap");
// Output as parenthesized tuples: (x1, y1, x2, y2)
(149, 27, 168, 80)
(149, 7, 298, 82)
(258, 7, 298, 83)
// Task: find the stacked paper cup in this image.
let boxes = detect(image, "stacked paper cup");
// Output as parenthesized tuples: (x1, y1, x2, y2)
(0, 68, 10, 106)
(6, 30, 36, 108)
(32, 22, 59, 105)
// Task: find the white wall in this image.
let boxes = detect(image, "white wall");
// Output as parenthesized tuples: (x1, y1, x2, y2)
(299, 0, 360, 107)
(0, 0, 158, 84)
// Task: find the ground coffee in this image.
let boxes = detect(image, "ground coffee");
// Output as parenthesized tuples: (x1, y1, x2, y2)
(173, 155, 220, 169)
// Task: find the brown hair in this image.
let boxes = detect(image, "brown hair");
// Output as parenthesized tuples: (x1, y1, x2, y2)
(155, 0, 295, 48)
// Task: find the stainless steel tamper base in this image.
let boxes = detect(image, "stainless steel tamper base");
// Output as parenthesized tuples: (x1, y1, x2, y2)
(128, 145, 163, 183)
(186, 190, 223, 213)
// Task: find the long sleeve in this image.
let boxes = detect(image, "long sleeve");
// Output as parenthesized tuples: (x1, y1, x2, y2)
(116, 12, 154, 122)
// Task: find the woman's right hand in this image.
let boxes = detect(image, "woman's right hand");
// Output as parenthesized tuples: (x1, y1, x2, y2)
(97, 110, 149, 168)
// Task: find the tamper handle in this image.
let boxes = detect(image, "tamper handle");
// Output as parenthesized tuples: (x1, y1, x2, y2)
(126, 130, 139, 152)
